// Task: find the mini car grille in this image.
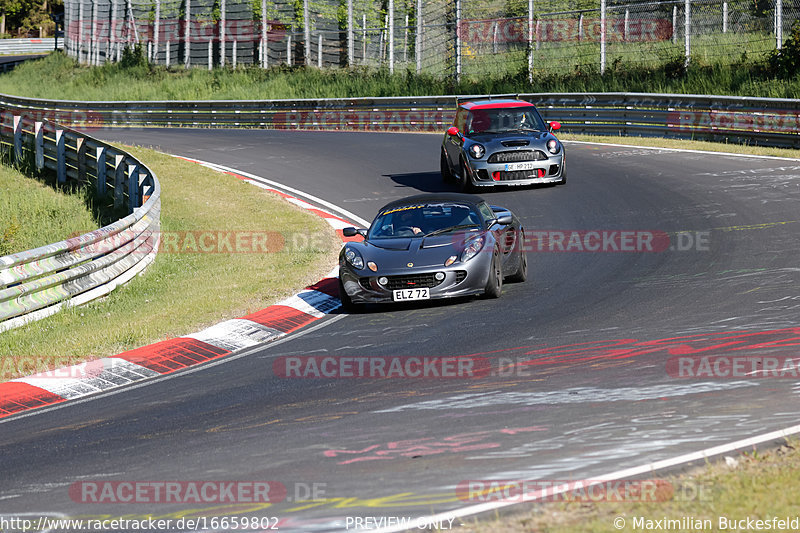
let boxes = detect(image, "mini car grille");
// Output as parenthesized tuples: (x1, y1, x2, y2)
(455, 271, 467, 284)
(494, 170, 541, 181)
(488, 150, 547, 163)
(359, 278, 372, 291)
(385, 274, 444, 290)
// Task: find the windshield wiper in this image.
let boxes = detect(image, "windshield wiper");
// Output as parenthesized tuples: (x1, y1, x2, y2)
(424, 224, 479, 237)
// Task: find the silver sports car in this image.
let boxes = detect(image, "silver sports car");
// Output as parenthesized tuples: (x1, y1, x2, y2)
(441, 98, 566, 191)
(338, 193, 527, 310)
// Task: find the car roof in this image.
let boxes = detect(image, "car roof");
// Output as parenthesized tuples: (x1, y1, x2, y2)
(378, 193, 486, 214)
(461, 99, 536, 111)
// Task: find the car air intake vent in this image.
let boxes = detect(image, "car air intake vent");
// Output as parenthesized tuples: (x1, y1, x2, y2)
(501, 140, 530, 147)
(385, 273, 444, 290)
(488, 150, 547, 163)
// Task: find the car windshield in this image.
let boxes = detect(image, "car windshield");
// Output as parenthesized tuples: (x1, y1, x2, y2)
(368, 203, 483, 239)
(467, 106, 547, 134)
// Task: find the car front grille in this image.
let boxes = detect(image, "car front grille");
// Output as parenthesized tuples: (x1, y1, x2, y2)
(384, 274, 444, 290)
(360, 271, 468, 291)
(493, 169, 545, 181)
(488, 150, 547, 163)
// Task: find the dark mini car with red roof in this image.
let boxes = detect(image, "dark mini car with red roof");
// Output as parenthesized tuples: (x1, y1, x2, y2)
(440, 99, 566, 191)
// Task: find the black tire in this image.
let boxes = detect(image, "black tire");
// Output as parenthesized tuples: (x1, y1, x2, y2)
(338, 276, 356, 312)
(459, 158, 475, 193)
(483, 247, 503, 298)
(440, 149, 454, 183)
(507, 251, 528, 283)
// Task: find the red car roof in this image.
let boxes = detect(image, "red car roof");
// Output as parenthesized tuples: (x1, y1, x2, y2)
(461, 99, 536, 110)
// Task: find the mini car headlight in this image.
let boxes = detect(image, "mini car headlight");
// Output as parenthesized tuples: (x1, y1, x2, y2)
(469, 144, 485, 159)
(547, 139, 560, 155)
(344, 247, 364, 269)
(461, 235, 485, 262)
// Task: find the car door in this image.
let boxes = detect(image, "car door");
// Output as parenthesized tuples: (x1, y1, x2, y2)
(445, 108, 468, 168)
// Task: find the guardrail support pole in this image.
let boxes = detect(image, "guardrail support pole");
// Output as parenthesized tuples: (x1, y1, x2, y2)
(56, 128, 66, 184)
(34, 121, 44, 170)
(114, 154, 125, 209)
(12, 115, 22, 164)
(96, 146, 107, 196)
(76, 137, 87, 182)
(128, 163, 140, 212)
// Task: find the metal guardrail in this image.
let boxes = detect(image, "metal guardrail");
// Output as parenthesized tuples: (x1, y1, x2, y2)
(0, 92, 797, 147)
(0, 110, 160, 332)
(0, 38, 61, 54)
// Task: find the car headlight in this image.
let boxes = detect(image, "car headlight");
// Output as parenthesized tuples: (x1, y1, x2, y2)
(344, 247, 364, 269)
(469, 144, 485, 159)
(461, 235, 485, 262)
(547, 139, 560, 155)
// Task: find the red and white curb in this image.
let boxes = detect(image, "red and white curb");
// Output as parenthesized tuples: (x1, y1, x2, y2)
(0, 159, 367, 419)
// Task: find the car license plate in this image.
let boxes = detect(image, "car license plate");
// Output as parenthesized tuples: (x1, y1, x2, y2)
(393, 288, 430, 301)
(504, 162, 537, 171)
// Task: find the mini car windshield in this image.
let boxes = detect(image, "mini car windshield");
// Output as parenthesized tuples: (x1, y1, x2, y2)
(368, 203, 483, 239)
(467, 107, 547, 134)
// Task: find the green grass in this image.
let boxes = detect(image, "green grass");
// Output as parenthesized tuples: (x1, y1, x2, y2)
(0, 163, 99, 256)
(461, 439, 800, 532)
(0, 146, 340, 381)
(0, 48, 798, 101)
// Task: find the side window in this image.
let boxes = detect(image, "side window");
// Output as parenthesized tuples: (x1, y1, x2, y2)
(454, 109, 467, 131)
(476, 202, 495, 224)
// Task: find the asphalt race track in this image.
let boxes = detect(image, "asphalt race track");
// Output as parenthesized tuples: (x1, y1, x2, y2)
(2, 129, 800, 532)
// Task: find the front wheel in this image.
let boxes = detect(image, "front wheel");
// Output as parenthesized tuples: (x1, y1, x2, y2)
(440, 149, 454, 183)
(459, 159, 475, 193)
(483, 247, 503, 298)
(338, 276, 356, 312)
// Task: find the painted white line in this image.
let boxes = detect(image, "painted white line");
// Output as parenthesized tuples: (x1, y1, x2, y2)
(182, 156, 371, 227)
(563, 139, 800, 161)
(372, 423, 800, 532)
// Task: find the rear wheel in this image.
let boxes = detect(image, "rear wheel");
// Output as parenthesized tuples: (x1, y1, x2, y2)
(507, 251, 528, 283)
(484, 247, 503, 298)
(440, 149, 454, 183)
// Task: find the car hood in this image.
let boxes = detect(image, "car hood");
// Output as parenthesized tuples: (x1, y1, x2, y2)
(468, 130, 554, 149)
(358, 232, 480, 269)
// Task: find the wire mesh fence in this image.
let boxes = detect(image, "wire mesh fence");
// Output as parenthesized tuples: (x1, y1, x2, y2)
(63, 0, 800, 79)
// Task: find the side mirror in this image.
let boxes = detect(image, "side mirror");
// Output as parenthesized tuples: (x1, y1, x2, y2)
(342, 227, 359, 237)
(446, 126, 461, 137)
(495, 213, 513, 225)
(549, 121, 561, 132)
